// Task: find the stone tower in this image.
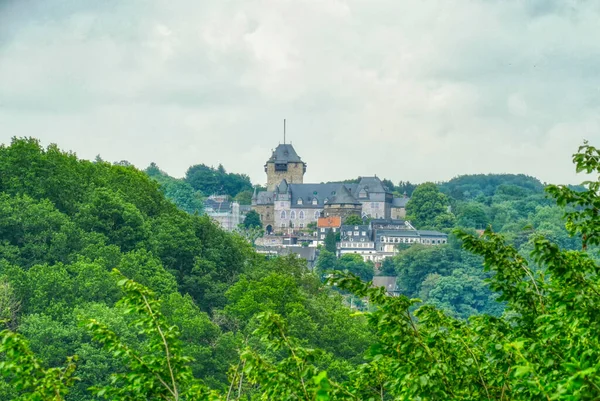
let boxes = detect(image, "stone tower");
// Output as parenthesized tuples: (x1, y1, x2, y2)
(265, 144, 306, 191)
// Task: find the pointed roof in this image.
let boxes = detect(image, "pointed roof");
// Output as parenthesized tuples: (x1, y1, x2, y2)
(356, 176, 388, 194)
(329, 185, 361, 205)
(268, 144, 303, 164)
(252, 186, 258, 200)
(276, 179, 289, 194)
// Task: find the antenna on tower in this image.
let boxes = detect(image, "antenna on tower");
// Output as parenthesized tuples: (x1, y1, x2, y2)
(283, 119, 286, 144)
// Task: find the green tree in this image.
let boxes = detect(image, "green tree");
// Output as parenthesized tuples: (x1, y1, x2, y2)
(324, 230, 337, 253)
(342, 215, 363, 226)
(406, 182, 455, 229)
(243, 210, 262, 229)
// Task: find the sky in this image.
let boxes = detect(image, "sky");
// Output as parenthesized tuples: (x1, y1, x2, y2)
(1, 0, 599, 186)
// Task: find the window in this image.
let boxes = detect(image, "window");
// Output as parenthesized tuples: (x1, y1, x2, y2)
(280, 211, 286, 219)
(290, 211, 296, 220)
(297, 198, 303, 205)
(281, 223, 286, 228)
(320, 228, 325, 232)
(320, 234, 325, 239)
(332, 228, 337, 232)
(314, 211, 320, 219)
(354, 231, 359, 235)
(312, 198, 318, 205)
(299, 211, 305, 219)
(324, 198, 329, 204)
(299, 223, 304, 228)
(347, 231, 352, 235)
(361, 231, 366, 236)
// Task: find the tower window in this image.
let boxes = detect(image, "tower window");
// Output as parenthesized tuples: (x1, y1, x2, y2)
(275, 164, 287, 172)
(280, 211, 286, 219)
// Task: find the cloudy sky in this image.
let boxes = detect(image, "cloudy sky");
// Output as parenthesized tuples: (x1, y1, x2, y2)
(1, 0, 599, 186)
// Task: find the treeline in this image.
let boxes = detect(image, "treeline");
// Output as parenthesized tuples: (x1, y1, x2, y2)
(0, 138, 370, 400)
(144, 162, 255, 211)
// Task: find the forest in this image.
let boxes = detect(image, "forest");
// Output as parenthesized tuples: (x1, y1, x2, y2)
(0, 137, 599, 400)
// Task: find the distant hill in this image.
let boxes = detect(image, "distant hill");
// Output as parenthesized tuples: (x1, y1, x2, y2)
(439, 174, 545, 201)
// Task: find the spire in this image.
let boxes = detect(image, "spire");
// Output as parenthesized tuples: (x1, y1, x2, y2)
(252, 186, 258, 200)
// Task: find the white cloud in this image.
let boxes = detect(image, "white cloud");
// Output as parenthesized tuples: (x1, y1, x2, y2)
(1, 0, 599, 185)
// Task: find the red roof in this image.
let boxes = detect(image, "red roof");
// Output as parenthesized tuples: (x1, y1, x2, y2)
(317, 216, 341, 228)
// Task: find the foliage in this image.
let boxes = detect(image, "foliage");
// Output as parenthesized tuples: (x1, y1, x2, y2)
(145, 163, 204, 215)
(242, 210, 262, 229)
(342, 215, 363, 226)
(4, 137, 600, 401)
(324, 231, 337, 254)
(406, 182, 456, 229)
(185, 164, 252, 199)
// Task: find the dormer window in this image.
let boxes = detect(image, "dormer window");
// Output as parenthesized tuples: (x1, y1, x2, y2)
(312, 198, 318, 205)
(324, 198, 329, 204)
(297, 198, 303, 205)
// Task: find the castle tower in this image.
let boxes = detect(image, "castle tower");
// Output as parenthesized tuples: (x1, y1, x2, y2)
(265, 143, 306, 191)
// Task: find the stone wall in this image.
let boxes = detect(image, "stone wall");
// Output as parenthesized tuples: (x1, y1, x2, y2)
(391, 206, 406, 219)
(324, 204, 362, 221)
(253, 204, 274, 232)
(265, 162, 305, 191)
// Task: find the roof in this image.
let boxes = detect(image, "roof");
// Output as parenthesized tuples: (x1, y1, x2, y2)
(267, 144, 304, 164)
(255, 191, 274, 205)
(418, 230, 448, 237)
(318, 216, 342, 228)
(357, 176, 388, 194)
(329, 185, 361, 205)
(392, 197, 409, 207)
(288, 183, 347, 208)
(276, 179, 290, 193)
(372, 276, 398, 291)
(375, 229, 420, 239)
(340, 224, 370, 231)
(204, 198, 233, 212)
(371, 218, 408, 227)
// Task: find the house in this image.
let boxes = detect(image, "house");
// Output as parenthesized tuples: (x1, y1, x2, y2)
(317, 216, 341, 242)
(338, 225, 378, 261)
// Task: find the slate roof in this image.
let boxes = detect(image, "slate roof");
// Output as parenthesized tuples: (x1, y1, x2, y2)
(268, 144, 304, 163)
(329, 185, 361, 205)
(204, 198, 233, 212)
(288, 183, 346, 208)
(371, 218, 408, 227)
(372, 276, 398, 292)
(375, 229, 420, 240)
(418, 230, 448, 237)
(392, 197, 409, 207)
(357, 176, 388, 194)
(255, 191, 274, 205)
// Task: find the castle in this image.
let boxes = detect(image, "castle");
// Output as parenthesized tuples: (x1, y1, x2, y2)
(252, 143, 409, 234)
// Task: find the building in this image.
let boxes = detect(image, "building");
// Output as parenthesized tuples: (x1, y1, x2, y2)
(204, 195, 242, 231)
(323, 186, 363, 220)
(264, 144, 306, 191)
(372, 276, 399, 296)
(252, 142, 410, 234)
(338, 224, 378, 261)
(317, 216, 342, 241)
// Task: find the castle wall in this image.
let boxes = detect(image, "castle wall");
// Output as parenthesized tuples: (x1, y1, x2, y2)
(253, 204, 274, 232)
(265, 162, 305, 191)
(324, 204, 362, 221)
